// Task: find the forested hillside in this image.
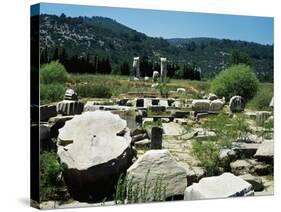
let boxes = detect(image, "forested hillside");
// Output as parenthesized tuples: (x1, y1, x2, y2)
(38, 14, 273, 81)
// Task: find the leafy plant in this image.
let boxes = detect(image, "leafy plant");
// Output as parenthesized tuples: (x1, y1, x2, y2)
(40, 83, 65, 104)
(211, 64, 259, 101)
(40, 151, 66, 201)
(192, 141, 220, 176)
(40, 61, 68, 84)
(247, 87, 273, 110)
(159, 83, 169, 98)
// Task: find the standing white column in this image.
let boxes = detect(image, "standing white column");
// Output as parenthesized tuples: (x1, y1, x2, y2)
(160, 57, 167, 82)
(132, 57, 140, 79)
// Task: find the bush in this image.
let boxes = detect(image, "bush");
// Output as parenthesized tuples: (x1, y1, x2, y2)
(40, 151, 65, 201)
(247, 87, 273, 110)
(211, 64, 259, 101)
(192, 141, 220, 176)
(76, 83, 112, 98)
(40, 61, 68, 84)
(40, 83, 65, 104)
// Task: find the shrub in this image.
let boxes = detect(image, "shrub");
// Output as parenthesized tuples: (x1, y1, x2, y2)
(40, 151, 65, 201)
(40, 83, 65, 104)
(192, 141, 220, 176)
(247, 87, 273, 110)
(40, 61, 68, 84)
(76, 83, 112, 98)
(211, 64, 259, 101)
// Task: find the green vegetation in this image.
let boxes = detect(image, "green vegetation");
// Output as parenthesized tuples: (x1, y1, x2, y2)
(75, 83, 112, 98)
(40, 61, 68, 104)
(40, 83, 65, 105)
(114, 170, 167, 204)
(40, 151, 66, 201)
(40, 61, 68, 84)
(247, 85, 273, 110)
(39, 14, 273, 82)
(192, 113, 251, 175)
(211, 64, 259, 101)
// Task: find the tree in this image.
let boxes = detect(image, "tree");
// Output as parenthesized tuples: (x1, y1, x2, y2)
(40, 61, 68, 84)
(211, 64, 259, 101)
(231, 49, 252, 66)
(52, 48, 59, 61)
(120, 61, 130, 75)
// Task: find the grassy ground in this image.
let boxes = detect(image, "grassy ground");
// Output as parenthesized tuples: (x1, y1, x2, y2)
(41, 73, 273, 110)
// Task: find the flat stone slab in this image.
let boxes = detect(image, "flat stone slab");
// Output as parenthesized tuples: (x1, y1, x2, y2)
(184, 173, 253, 200)
(163, 122, 184, 136)
(254, 141, 274, 163)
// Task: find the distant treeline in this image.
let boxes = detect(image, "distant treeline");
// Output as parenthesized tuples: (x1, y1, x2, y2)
(40, 47, 201, 80)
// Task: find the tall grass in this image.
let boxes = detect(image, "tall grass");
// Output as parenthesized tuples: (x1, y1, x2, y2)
(114, 170, 167, 204)
(75, 83, 112, 98)
(247, 86, 273, 110)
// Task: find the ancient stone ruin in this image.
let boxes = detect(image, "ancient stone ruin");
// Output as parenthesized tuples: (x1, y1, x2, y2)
(132, 57, 140, 79)
(57, 111, 134, 202)
(160, 57, 167, 82)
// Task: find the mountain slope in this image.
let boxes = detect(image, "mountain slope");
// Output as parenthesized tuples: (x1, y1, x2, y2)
(39, 14, 273, 81)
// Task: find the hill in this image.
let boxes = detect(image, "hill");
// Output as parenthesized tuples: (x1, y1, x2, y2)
(39, 14, 273, 81)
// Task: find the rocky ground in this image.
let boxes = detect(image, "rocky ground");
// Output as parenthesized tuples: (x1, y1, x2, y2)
(36, 88, 274, 209)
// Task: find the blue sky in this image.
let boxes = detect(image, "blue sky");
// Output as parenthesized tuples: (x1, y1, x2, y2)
(35, 3, 273, 45)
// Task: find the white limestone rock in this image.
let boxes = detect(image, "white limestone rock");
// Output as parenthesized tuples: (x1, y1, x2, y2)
(184, 173, 253, 200)
(209, 99, 224, 111)
(191, 100, 211, 112)
(127, 149, 187, 200)
(57, 111, 134, 202)
(58, 111, 131, 170)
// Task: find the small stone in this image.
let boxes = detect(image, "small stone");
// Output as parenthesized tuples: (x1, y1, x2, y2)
(229, 96, 245, 113)
(134, 138, 151, 148)
(64, 89, 78, 101)
(208, 93, 218, 101)
(151, 127, 163, 149)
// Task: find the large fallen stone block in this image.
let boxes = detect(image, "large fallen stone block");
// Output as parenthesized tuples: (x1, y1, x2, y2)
(56, 100, 84, 116)
(191, 100, 210, 112)
(254, 141, 274, 164)
(184, 173, 254, 200)
(233, 143, 261, 158)
(127, 149, 187, 201)
(209, 99, 224, 112)
(57, 111, 134, 202)
(239, 174, 264, 191)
